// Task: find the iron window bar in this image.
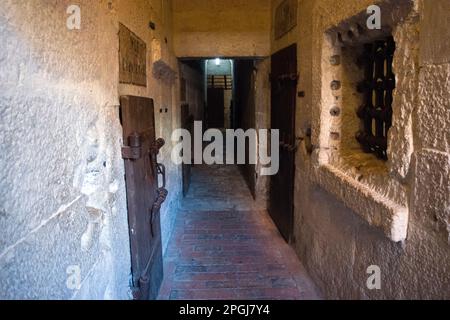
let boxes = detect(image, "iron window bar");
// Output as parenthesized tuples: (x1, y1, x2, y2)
(356, 36, 396, 160)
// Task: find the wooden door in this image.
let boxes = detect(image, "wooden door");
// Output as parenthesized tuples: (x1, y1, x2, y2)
(207, 88, 225, 128)
(181, 104, 193, 197)
(270, 44, 297, 242)
(120, 96, 168, 300)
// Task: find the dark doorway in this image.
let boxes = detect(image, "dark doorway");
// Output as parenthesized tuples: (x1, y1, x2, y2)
(234, 59, 257, 198)
(269, 44, 297, 242)
(205, 59, 233, 129)
(181, 103, 194, 196)
(120, 96, 168, 300)
(180, 58, 256, 201)
(207, 87, 225, 128)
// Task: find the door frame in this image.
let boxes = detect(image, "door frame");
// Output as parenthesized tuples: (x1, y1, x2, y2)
(269, 43, 297, 242)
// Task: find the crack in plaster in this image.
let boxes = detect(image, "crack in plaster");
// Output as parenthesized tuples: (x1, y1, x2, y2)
(0, 196, 83, 261)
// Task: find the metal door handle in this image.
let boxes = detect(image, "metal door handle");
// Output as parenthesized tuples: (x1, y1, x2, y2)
(153, 188, 168, 212)
(148, 138, 166, 188)
(149, 188, 168, 237)
(151, 188, 168, 235)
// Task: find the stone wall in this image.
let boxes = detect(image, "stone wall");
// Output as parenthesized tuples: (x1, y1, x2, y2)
(0, 0, 186, 299)
(271, 0, 450, 299)
(172, 0, 271, 58)
(253, 58, 271, 208)
(1, 0, 448, 301)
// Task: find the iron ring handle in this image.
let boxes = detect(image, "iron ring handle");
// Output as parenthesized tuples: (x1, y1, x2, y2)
(148, 138, 166, 187)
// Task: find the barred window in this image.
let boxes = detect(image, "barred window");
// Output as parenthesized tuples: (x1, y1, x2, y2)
(356, 36, 396, 160)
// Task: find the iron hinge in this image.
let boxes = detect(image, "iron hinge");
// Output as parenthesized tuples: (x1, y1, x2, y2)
(121, 146, 142, 160)
(122, 132, 142, 160)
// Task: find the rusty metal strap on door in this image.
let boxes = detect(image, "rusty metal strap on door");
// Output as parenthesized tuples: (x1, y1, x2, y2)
(122, 132, 142, 160)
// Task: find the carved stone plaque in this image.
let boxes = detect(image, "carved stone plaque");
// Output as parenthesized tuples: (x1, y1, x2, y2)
(119, 23, 147, 87)
(274, 0, 298, 40)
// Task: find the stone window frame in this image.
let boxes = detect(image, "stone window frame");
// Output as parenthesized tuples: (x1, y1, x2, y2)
(310, 0, 419, 242)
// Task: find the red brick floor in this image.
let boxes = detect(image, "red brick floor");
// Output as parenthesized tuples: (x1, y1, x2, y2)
(158, 165, 321, 300)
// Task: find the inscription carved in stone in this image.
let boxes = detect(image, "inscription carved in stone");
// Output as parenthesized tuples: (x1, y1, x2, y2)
(119, 23, 147, 87)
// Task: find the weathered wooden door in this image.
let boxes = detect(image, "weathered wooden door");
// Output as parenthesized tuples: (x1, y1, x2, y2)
(120, 96, 167, 300)
(181, 104, 193, 197)
(270, 44, 297, 242)
(207, 88, 225, 128)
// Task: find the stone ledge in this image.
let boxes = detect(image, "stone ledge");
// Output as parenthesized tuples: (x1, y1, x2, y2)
(314, 164, 408, 242)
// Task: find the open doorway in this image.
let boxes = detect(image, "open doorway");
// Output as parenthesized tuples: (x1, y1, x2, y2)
(178, 58, 262, 200)
(206, 59, 234, 129)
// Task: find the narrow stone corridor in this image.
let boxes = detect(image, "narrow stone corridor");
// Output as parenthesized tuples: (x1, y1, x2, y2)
(2, 0, 449, 301)
(158, 165, 321, 300)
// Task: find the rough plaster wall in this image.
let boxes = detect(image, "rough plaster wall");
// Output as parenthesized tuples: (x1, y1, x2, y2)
(254, 59, 271, 208)
(172, 0, 271, 58)
(283, 0, 450, 299)
(0, 0, 130, 299)
(0, 0, 185, 299)
(414, 0, 450, 246)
